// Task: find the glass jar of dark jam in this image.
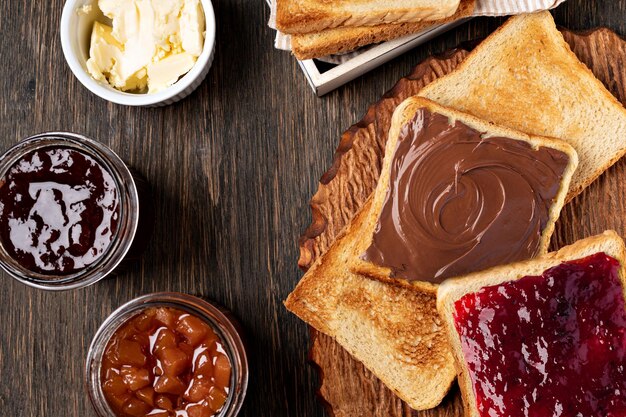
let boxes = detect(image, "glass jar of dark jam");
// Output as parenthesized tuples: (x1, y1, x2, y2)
(0, 132, 141, 290)
(86, 292, 248, 417)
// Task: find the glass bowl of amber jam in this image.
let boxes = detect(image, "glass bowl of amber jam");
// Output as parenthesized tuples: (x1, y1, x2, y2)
(0, 132, 140, 290)
(86, 292, 248, 417)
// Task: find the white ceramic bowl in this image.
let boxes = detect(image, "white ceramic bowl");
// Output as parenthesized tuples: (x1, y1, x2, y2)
(60, 0, 216, 106)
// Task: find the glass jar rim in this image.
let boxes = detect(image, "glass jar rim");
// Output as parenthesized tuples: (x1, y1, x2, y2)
(0, 132, 139, 290)
(85, 292, 249, 417)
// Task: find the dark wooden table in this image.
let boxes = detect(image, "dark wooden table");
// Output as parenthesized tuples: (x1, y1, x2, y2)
(0, 1, 624, 416)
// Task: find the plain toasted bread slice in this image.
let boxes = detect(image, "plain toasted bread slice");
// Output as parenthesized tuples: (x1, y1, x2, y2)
(419, 12, 626, 201)
(350, 96, 578, 289)
(285, 97, 577, 410)
(276, 0, 461, 35)
(285, 196, 457, 410)
(436, 230, 626, 417)
(290, 0, 475, 60)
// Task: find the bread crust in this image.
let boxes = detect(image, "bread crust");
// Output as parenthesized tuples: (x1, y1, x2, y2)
(276, 0, 461, 34)
(436, 230, 626, 417)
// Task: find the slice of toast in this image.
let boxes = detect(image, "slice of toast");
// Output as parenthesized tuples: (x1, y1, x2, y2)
(285, 97, 577, 410)
(419, 12, 626, 201)
(436, 230, 626, 417)
(286, 197, 456, 410)
(350, 96, 577, 288)
(290, 0, 475, 60)
(276, 0, 461, 35)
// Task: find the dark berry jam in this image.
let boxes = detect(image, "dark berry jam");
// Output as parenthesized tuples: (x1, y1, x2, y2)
(0, 147, 119, 275)
(453, 252, 626, 417)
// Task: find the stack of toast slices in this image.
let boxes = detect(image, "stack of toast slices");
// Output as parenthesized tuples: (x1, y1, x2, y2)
(285, 11, 626, 413)
(276, 0, 476, 59)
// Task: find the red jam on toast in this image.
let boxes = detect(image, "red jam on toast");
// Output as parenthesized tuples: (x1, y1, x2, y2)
(453, 252, 626, 417)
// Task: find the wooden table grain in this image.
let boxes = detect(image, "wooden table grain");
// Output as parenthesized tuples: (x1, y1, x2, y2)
(0, 1, 624, 416)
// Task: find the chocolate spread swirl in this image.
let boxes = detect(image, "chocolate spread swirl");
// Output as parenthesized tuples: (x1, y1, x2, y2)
(361, 109, 570, 283)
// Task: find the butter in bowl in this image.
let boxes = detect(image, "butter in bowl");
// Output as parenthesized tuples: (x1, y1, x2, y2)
(61, 0, 216, 106)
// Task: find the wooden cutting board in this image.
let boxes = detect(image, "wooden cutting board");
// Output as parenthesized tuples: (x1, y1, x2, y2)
(297, 27, 626, 417)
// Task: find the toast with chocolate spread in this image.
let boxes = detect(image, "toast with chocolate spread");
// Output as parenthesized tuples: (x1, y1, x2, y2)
(276, 0, 461, 35)
(285, 97, 578, 410)
(437, 230, 626, 417)
(290, 0, 475, 59)
(351, 96, 578, 289)
(420, 11, 626, 201)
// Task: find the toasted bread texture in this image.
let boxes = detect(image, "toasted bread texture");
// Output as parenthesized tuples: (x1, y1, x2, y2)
(436, 230, 626, 417)
(351, 96, 578, 288)
(276, 0, 461, 35)
(419, 12, 626, 201)
(285, 197, 457, 410)
(290, 0, 475, 60)
(285, 97, 577, 410)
